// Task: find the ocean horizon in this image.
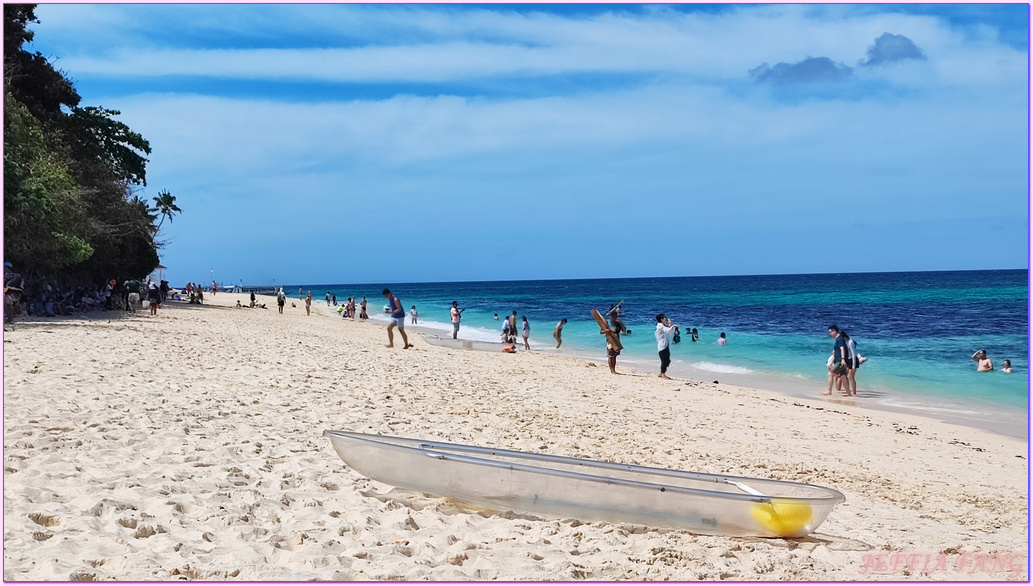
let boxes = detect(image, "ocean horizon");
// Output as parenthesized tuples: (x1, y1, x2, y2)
(265, 269, 1028, 436)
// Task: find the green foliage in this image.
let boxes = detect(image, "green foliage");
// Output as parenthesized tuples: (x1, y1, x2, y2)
(62, 106, 151, 187)
(153, 189, 181, 230)
(3, 4, 177, 288)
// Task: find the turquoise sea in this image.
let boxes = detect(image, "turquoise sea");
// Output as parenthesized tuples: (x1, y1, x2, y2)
(296, 270, 1028, 436)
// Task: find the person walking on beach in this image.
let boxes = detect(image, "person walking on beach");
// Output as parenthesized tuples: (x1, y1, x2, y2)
(603, 317, 621, 374)
(410, 305, 419, 325)
(147, 282, 162, 316)
(250, 291, 256, 308)
(359, 297, 368, 320)
(332, 294, 337, 307)
(277, 287, 286, 313)
(826, 325, 849, 395)
(326, 291, 331, 306)
(126, 279, 142, 311)
(522, 316, 531, 350)
(553, 319, 567, 348)
(305, 291, 312, 316)
(383, 289, 411, 349)
(841, 330, 859, 396)
(655, 314, 678, 379)
(450, 301, 464, 339)
(972, 349, 994, 372)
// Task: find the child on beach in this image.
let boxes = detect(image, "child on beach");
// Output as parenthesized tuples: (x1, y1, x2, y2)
(410, 306, 418, 325)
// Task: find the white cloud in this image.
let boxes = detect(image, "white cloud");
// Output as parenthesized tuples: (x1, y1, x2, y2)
(33, 3, 1024, 93)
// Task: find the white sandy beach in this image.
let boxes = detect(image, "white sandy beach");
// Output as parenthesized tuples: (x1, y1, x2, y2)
(3, 293, 1028, 580)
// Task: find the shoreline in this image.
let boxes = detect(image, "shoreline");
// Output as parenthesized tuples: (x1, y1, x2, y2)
(4, 292, 1027, 580)
(406, 316, 1029, 440)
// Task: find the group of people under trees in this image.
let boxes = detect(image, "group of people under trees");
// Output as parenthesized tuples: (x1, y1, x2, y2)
(3, 261, 172, 324)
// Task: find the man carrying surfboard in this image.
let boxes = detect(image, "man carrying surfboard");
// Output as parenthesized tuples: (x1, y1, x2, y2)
(603, 318, 621, 374)
(592, 309, 622, 374)
(608, 301, 630, 335)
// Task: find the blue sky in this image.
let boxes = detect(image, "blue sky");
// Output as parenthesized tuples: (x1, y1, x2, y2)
(28, 3, 1029, 286)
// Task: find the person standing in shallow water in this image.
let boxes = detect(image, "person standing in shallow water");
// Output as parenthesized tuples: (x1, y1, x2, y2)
(826, 325, 849, 395)
(383, 289, 411, 349)
(522, 316, 531, 350)
(553, 319, 567, 348)
(450, 301, 464, 339)
(972, 349, 993, 372)
(840, 330, 859, 396)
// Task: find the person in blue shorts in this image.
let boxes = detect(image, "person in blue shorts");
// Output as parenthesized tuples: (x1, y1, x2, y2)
(382, 289, 411, 349)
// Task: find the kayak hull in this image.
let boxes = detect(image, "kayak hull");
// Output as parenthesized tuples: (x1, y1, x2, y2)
(323, 430, 844, 538)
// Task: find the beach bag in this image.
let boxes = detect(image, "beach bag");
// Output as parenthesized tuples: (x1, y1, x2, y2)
(831, 362, 848, 376)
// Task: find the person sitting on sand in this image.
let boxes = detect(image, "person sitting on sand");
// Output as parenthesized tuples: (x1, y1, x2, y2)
(972, 349, 993, 372)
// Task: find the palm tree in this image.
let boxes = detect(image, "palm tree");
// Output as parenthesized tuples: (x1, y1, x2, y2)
(152, 189, 181, 231)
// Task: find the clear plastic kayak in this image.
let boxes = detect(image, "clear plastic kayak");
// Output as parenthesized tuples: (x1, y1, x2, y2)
(323, 430, 845, 538)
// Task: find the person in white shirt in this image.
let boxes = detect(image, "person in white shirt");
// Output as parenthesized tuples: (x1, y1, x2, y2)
(654, 313, 678, 379)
